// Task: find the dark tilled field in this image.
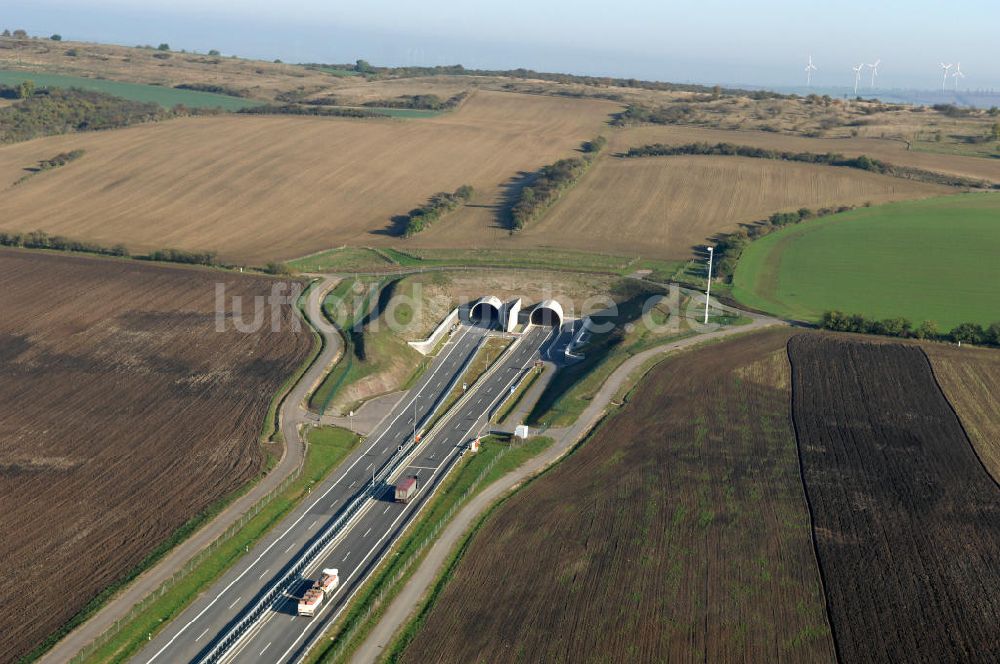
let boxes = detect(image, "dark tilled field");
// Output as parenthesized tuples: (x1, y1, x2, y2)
(399, 329, 835, 663)
(0, 249, 312, 662)
(787, 335, 1000, 663)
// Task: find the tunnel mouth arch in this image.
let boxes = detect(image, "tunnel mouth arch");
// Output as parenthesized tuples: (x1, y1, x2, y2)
(530, 300, 563, 328)
(470, 296, 503, 327)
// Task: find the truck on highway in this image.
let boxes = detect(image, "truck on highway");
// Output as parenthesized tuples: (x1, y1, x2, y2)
(395, 476, 418, 503)
(297, 588, 324, 617)
(297, 568, 340, 617)
(317, 568, 339, 594)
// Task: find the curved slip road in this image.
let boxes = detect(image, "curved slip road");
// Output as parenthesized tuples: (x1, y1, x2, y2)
(352, 311, 784, 664)
(40, 275, 344, 664)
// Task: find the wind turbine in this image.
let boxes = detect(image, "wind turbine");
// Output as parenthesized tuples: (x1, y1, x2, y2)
(952, 62, 965, 90)
(868, 59, 880, 88)
(852, 63, 865, 96)
(805, 55, 817, 87)
(940, 62, 952, 90)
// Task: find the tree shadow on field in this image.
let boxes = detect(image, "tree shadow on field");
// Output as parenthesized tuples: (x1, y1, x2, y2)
(496, 170, 538, 232)
(370, 214, 411, 237)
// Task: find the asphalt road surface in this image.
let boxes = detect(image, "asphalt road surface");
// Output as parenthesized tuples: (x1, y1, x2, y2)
(136, 322, 556, 664)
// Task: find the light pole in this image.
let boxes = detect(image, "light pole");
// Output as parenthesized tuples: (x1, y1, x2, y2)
(703, 246, 714, 325)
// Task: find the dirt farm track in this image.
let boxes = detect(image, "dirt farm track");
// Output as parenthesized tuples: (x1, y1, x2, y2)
(0, 249, 312, 662)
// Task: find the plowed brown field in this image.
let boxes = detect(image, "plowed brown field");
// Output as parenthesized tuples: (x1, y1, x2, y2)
(0, 91, 614, 264)
(400, 329, 836, 663)
(0, 249, 312, 662)
(925, 344, 1000, 482)
(787, 335, 1000, 664)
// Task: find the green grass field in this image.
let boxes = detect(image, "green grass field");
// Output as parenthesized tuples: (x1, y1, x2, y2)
(0, 69, 261, 110)
(732, 193, 1000, 329)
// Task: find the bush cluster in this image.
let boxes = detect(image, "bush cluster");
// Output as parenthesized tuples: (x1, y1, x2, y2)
(13, 149, 85, 186)
(612, 104, 698, 126)
(362, 92, 467, 111)
(403, 185, 474, 237)
(0, 87, 165, 144)
(821, 311, 1000, 348)
(624, 141, 997, 188)
(237, 104, 389, 119)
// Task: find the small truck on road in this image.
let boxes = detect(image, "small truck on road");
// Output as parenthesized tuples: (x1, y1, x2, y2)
(395, 476, 418, 504)
(297, 568, 340, 617)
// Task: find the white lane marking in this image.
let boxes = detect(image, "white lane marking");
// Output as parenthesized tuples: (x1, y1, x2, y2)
(383, 505, 391, 514)
(258, 569, 270, 580)
(195, 628, 209, 642)
(344, 551, 352, 562)
(308, 519, 318, 529)
(363, 528, 371, 538)
(228, 596, 242, 610)
(349, 481, 355, 488)
(285, 542, 295, 553)
(366, 462, 373, 470)
(142, 326, 478, 663)
(260, 641, 271, 656)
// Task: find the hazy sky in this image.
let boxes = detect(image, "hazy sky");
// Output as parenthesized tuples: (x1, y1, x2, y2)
(6, 0, 999, 90)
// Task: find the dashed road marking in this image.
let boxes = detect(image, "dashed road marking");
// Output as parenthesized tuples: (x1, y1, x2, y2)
(228, 596, 242, 610)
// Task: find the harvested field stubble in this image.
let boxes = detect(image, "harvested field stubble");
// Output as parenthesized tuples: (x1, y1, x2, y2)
(0, 249, 312, 662)
(509, 155, 947, 259)
(787, 335, 1000, 664)
(0, 91, 613, 264)
(925, 344, 1000, 482)
(400, 329, 835, 663)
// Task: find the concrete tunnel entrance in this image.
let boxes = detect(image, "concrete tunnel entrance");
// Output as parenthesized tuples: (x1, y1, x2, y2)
(470, 296, 503, 328)
(530, 300, 563, 328)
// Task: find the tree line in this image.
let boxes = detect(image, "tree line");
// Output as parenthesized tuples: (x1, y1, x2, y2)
(237, 104, 390, 119)
(302, 61, 777, 98)
(362, 92, 467, 111)
(624, 141, 998, 189)
(510, 138, 604, 231)
(174, 83, 250, 98)
(0, 231, 225, 267)
(0, 230, 128, 257)
(821, 311, 1000, 348)
(402, 186, 474, 237)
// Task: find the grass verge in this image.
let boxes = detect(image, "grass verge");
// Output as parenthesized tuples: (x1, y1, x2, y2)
(73, 427, 359, 664)
(494, 364, 545, 425)
(287, 245, 682, 280)
(306, 435, 553, 663)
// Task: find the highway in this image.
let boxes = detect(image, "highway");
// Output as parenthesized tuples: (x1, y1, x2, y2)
(135, 321, 556, 664)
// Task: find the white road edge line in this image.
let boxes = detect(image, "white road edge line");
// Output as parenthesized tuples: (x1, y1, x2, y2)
(142, 325, 477, 663)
